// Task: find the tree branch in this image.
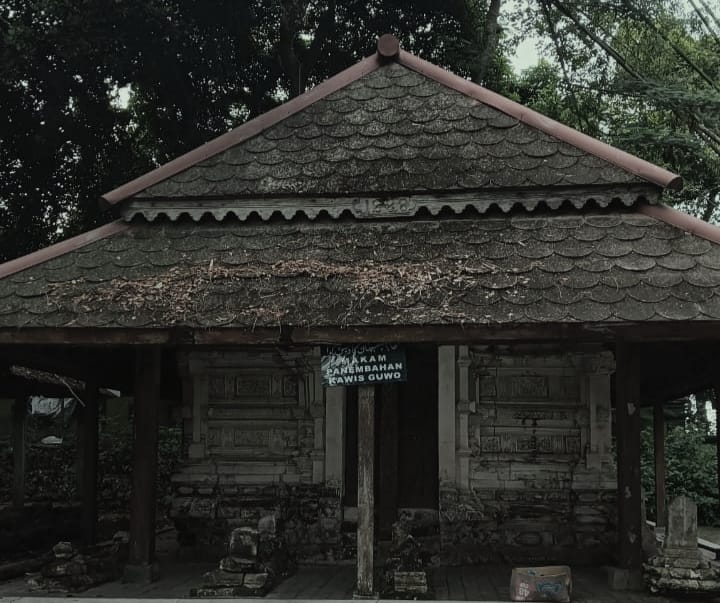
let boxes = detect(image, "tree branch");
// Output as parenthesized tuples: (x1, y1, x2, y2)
(688, 0, 720, 53)
(621, 0, 720, 93)
(538, 0, 595, 133)
(701, 190, 718, 222)
(549, 0, 720, 165)
(548, 0, 644, 80)
(302, 0, 337, 90)
(278, 0, 305, 98)
(699, 0, 720, 33)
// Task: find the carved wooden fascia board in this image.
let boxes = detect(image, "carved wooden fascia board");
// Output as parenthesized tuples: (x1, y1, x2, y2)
(121, 186, 659, 222)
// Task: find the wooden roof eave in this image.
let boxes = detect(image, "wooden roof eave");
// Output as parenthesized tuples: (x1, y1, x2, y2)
(2, 322, 720, 347)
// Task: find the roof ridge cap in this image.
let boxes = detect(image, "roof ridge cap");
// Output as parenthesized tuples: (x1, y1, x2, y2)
(0, 220, 130, 280)
(396, 50, 682, 192)
(638, 202, 720, 244)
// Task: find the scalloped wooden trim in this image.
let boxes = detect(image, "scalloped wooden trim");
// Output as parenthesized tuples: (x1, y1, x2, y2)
(121, 188, 654, 222)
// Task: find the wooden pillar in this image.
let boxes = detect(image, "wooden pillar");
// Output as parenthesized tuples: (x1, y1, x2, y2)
(653, 402, 666, 528)
(12, 395, 27, 509)
(615, 341, 643, 579)
(125, 347, 161, 582)
(77, 378, 100, 545)
(356, 384, 375, 598)
(437, 346, 456, 486)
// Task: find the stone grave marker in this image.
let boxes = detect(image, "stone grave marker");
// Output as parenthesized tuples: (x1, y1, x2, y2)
(645, 495, 720, 594)
(664, 495, 698, 551)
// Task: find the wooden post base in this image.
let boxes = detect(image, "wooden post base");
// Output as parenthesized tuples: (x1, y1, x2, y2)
(606, 566, 644, 591)
(122, 562, 159, 584)
(352, 591, 379, 599)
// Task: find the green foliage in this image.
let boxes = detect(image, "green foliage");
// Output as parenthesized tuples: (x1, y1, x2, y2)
(97, 426, 182, 510)
(0, 422, 181, 514)
(641, 409, 719, 526)
(520, 0, 720, 222)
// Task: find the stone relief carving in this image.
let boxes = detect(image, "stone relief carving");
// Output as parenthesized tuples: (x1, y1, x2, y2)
(206, 371, 300, 405)
(472, 431, 581, 456)
(206, 423, 299, 454)
(497, 375, 549, 399)
(235, 375, 273, 397)
(282, 375, 299, 398)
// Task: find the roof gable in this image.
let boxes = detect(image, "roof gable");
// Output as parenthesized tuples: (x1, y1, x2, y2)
(103, 37, 681, 219)
(134, 63, 644, 198)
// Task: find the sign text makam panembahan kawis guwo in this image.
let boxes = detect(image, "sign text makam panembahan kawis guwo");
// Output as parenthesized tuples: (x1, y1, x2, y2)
(321, 344, 407, 386)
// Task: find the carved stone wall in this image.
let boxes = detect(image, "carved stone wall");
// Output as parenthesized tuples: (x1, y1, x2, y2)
(170, 349, 341, 561)
(440, 348, 617, 565)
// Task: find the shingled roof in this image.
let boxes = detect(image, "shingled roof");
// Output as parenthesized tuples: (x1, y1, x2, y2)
(2, 209, 720, 330)
(2, 36, 720, 336)
(130, 64, 643, 198)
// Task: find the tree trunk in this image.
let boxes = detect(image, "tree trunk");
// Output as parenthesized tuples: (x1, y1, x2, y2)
(476, 0, 503, 85)
(279, 0, 309, 98)
(449, 0, 505, 86)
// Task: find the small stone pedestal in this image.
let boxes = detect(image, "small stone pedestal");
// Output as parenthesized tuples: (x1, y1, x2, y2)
(644, 496, 720, 594)
(192, 526, 291, 597)
(29, 539, 126, 593)
(382, 535, 429, 599)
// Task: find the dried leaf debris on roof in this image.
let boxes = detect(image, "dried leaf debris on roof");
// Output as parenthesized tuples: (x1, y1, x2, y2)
(1, 214, 720, 330)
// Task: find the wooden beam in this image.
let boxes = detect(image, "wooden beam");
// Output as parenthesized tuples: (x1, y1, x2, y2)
(12, 396, 26, 509)
(615, 341, 643, 573)
(77, 378, 99, 545)
(438, 346, 456, 485)
(0, 328, 172, 345)
(653, 402, 666, 528)
(3, 321, 720, 347)
(641, 342, 720, 405)
(126, 347, 161, 582)
(356, 384, 375, 598)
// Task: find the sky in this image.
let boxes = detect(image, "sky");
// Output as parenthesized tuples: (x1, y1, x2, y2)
(512, 36, 541, 72)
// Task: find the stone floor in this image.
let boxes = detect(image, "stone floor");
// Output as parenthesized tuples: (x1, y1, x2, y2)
(1, 529, 719, 601)
(1, 563, 720, 601)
